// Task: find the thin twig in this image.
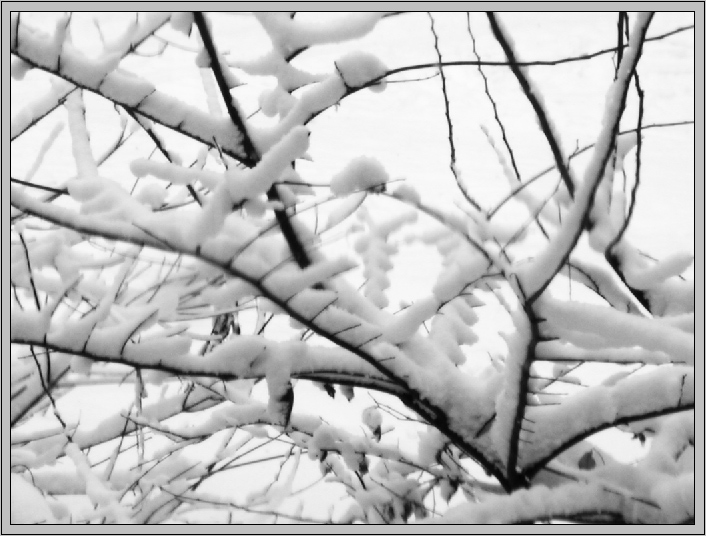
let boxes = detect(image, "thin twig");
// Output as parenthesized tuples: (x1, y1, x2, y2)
(467, 14, 522, 183)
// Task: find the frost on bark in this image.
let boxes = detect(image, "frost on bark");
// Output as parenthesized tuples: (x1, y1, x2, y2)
(10, 11, 694, 525)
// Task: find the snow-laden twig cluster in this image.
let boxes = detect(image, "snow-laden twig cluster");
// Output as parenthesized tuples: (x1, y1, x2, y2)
(10, 11, 694, 524)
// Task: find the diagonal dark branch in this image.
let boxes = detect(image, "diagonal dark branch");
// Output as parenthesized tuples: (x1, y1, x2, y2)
(125, 110, 202, 206)
(11, 362, 71, 427)
(11, 177, 67, 196)
(11, 15, 170, 141)
(11, 86, 78, 142)
(487, 120, 693, 220)
(486, 12, 575, 199)
(192, 12, 314, 271)
(192, 12, 257, 165)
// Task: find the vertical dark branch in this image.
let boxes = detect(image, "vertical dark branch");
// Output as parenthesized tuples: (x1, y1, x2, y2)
(503, 279, 535, 489)
(486, 12, 575, 199)
(607, 11, 629, 208)
(616, 12, 627, 78)
(508, 14, 655, 485)
(620, 13, 645, 228)
(605, 14, 649, 311)
(624, 19, 645, 243)
(13, 12, 21, 50)
(428, 13, 455, 167)
(608, 11, 628, 205)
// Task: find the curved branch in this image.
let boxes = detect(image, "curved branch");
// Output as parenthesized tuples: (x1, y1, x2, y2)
(523, 402, 694, 481)
(518, 364, 693, 477)
(10, 184, 510, 490)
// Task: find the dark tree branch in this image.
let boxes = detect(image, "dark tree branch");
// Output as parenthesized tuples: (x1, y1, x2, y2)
(192, 12, 257, 165)
(428, 13, 479, 211)
(17, 233, 41, 311)
(605, 18, 650, 312)
(523, 13, 655, 305)
(616, 12, 627, 79)
(11, 187, 511, 491)
(125, 110, 202, 206)
(486, 12, 576, 199)
(372, 23, 694, 79)
(487, 120, 692, 220)
(11, 15, 170, 141)
(193, 11, 314, 272)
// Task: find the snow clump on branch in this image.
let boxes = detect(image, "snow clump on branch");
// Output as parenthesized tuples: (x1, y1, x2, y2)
(330, 156, 389, 196)
(336, 51, 388, 92)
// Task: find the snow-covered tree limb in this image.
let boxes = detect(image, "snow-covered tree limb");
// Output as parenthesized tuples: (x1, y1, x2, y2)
(516, 13, 654, 303)
(11, 15, 253, 163)
(10, 11, 693, 525)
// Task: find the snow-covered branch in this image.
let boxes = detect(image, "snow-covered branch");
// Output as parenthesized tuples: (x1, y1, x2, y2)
(520, 365, 693, 472)
(10, 11, 693, 525)
(516, 13, 654, 303)
(11, 15, 252, 163)
(430, 476, 692, 524)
